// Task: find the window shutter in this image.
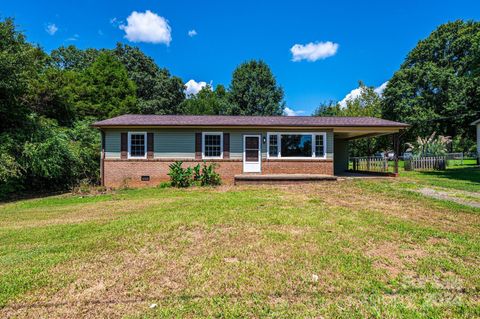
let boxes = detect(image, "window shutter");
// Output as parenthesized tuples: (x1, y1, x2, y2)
(223, 133, 230, 159)
(147, 133, 154, 159)
(121, 132, 128, 159)
(195, 133, 202, 159)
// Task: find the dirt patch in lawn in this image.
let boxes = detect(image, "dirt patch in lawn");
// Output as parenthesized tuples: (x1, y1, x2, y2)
(0, 198, 175, 229)
(1, 224, 318, 318)
(365, 241, 427, 278)
(286, 182, 480, 234)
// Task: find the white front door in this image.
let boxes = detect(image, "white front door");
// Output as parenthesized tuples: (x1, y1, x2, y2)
(243, 135, 261, 173)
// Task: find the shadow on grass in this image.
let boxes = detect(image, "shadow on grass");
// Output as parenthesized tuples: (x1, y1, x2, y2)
(416, 166, 479, 184)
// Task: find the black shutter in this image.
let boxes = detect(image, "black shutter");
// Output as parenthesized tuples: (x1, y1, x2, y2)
(195, 133, 202, 159)
(147, 133, 154, 159)
(223, 133, 230, 159)
(121, 132, 128, 159)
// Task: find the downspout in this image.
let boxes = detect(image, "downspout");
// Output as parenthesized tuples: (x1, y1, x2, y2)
(100, 129, 105, 187)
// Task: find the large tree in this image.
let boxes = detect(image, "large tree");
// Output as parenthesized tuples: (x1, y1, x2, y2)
(228, 60, 285, 115)
(315, 82, 389, 156)
(0, 18, 44, 131)
(50, 45, 101, 70)
(113, 43, 185, 115)
(179, 84, 231, 115)
(73, 52, 137, 119)
(382, 20, 480, 152)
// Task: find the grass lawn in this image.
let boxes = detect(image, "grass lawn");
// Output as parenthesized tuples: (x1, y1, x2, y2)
(0, 167, 479, 318)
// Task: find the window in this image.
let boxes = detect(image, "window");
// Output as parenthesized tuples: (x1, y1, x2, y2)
(315, 134, 325, 158)
(202, 132, 223, 159)
(267, 132, 327, 159)
(281, 134, 312, 157)
(128, 132, 147, 158)
(268, 134, 278, 157)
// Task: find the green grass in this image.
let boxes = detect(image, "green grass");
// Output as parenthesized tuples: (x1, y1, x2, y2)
(0, 170, 479, 318)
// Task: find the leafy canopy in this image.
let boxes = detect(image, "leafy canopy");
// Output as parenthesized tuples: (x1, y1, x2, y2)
(382, 20, 480, 151)
(228, 60, 285, 115)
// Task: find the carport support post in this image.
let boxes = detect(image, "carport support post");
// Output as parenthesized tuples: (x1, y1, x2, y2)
(393, 133, 400, 175)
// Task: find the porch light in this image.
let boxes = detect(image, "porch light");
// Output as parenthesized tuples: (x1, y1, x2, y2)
(263, 136, 266, 144)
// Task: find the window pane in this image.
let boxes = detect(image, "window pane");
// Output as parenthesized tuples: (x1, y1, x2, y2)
(315, 135, 324, 157)
(246, 149, 259, 161)
(130, 134, 145, 157)
(281, 135, 312, 157)
(269, 135, 278, 157)
(204, 134, 221, 157)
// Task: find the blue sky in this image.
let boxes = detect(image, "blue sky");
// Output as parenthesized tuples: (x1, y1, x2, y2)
(2, 1, 480, 115)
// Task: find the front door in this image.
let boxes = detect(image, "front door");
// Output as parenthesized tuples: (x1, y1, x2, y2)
(243, 135, 261, 173)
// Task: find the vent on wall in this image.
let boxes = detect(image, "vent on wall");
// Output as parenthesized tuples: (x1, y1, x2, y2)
(141, 176, 150, 182)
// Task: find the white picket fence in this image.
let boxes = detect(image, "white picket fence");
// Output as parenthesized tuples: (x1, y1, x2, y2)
(404, 156, 447, 171)
(350, 156, 389, 173)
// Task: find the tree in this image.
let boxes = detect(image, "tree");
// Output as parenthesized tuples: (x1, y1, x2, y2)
(228, 60, 284, 115)
(313, 100, 341, 116)
(315, 82, 388, 156)
(73, 52, 137, 119)
(50, 45, 101, 70)
(113, 43, 185, 114)
(382, 20, 480, 152)
(0, 18, 45, 131)
(179, 84, 231, 115)
(25, 67, 77, 126)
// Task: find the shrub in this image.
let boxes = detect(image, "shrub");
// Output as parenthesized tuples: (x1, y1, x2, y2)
(200, 162, 221, 186)
(168, 161, 193, 188)
(193, 163, 201, 182)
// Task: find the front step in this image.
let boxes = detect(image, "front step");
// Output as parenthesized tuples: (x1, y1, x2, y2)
(234, 174, 337, 185)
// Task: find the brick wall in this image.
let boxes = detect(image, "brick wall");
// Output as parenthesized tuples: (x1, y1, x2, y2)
(103, 159, 333, 188)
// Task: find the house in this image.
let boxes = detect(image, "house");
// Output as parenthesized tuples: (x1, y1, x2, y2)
(472, 118, 480, 161)
(92, 115, 409, 187)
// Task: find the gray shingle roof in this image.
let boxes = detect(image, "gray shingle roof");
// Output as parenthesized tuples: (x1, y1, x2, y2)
(93, 114, 409, 128)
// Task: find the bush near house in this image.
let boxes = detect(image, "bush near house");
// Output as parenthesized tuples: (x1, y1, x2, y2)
(168, 161, 221, 187)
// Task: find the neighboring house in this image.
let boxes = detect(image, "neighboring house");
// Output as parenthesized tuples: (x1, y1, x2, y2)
(92, 115, 409, 187)
(472, 118, 480, 160)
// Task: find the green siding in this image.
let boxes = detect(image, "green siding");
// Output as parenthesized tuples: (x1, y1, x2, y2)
(155, 130, 195, 159)
(334, 138, 349, 174)
(103, 128, 334, 160)
(105, 130, 121, 158)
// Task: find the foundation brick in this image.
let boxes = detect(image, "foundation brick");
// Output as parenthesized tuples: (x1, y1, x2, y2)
(103, 159, 333, 188)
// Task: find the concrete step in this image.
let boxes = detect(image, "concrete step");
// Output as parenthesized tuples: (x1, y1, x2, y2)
(234, 174, 337, 185)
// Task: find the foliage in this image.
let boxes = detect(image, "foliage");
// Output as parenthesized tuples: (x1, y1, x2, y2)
(314, 82, 390, 156)
(180, 85, 231, 115)
(167, 161, 221, 187)
(382, 20, 480, 152)
(167, 161, 193, 188)
(193, 163, 201, 181)
(73, 51, 137, 119)
(0, 18, 45, 132)
(199, 162, 222, 186)
(406, 132, 452, 156)
(228, 60, 285, 115)
(50, 45, 101, 70)
(113, 43, 186, 115)
(25, 67, 77, 126)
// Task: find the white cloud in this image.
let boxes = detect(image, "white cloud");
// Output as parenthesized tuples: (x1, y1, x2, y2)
(66, 34, 79, 41)
(45, 23, 58, 35)
(120, 10, 172, 45)
(185, 79, 209, 96)
(188, 29, 197, 37)
(284, 107, 305, 116)
(290, 41, 338, 62)
(374, 81, 388, 95)
(339, 82, 388, 108)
